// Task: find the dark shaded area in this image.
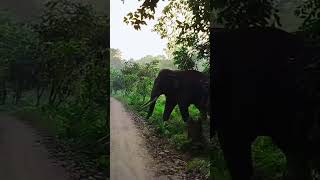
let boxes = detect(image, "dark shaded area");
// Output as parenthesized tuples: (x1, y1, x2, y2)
(211, 27, 320, 180)
(0, 0, 39, 21)
(209, 1, 320, 179)
(0, 0, 109, 179)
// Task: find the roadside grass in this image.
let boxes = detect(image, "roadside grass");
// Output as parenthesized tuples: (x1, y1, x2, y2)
(187, 158, 211, 179)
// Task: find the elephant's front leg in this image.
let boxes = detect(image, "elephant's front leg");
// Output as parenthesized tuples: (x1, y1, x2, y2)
(218, 133, 254, 180)
(163, 97, 177, 121)
(178, 103, 190, 122)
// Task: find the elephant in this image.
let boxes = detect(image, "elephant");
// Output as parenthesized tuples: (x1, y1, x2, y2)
(211, 27, 320, 180)
(143, 69, 209, 123)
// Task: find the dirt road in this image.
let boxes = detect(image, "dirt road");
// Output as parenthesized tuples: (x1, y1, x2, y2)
(0, 113, 70, 180)
(110, 97, 155, 180)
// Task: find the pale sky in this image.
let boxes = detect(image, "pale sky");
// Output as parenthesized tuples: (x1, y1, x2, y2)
(110, 0, 168, 60)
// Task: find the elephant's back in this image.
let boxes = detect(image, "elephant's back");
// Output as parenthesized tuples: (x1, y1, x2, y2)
(179, 70, 208, 81)
(179, 71, 209, 97)
(212, 27, 304, 65)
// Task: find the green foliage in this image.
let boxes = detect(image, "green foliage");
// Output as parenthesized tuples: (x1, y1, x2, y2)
(187, 158, 211, 179)
(123, 0, 157, 30)
(252, 137, 286, 179)
(295, 0, 320, 42)
(0, 11, 38, 66)
(17, 102, 108, 171)
(172, 46, 196, 70)
(110, 48, 124, 69)
(136, 55, 176, 69)
(212, 0, 281, 28)
(124, 0, 210, 71)
(113, 60, 159, 101)
(153, 0, 210, 59)
(110, 48, 178, 70)
(124, 0, 210, 34)
(110, 68, 126, 93)
(169, 133, 191, 150)
(34, 0, 99, 42)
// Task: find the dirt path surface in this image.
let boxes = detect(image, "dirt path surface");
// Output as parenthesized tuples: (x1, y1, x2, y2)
(110, 97, 155, 180)
(0, 113, 70, 180)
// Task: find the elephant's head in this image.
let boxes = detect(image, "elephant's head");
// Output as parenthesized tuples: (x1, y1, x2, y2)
(143, 69, 180, 119)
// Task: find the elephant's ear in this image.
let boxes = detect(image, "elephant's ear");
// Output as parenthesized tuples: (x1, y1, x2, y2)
(173, 79, 179, 89)
(168, 73, 179, 89)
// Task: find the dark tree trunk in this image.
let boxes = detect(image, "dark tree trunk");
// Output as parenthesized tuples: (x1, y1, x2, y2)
(0, 81, 6, 105)
(36, 86, 45, 106)
(12, 80, 22, 105)
(48, 80, 56, 105)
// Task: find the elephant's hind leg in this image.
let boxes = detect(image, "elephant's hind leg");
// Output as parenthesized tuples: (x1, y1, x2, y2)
(218, 133, 254, 180)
